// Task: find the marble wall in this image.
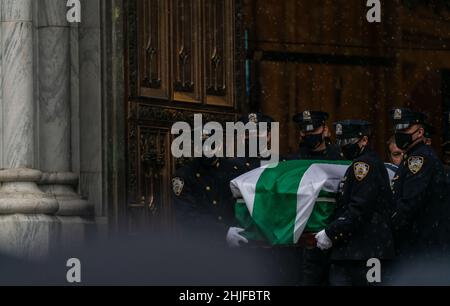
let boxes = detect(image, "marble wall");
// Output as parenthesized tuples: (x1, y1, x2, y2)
(0, 0, 107, 219)
(38, 0, 71, 173)
(0, 0, 111, 261)
(38, 0, 105, 218)
(1, 0, 35, 168)
(78, 0, 103, 217)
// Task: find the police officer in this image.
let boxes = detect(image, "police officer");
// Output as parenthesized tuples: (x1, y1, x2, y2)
(230, 113, 275, 176)
(286, 110, 342, 286)
(390, 108, 450, 259)
(286, 110, 342, 161)
(315, 120, 395, 286)
(172, 128, 241, 244)
(228, 113, 302, 285)
(225, 113, 276, 248)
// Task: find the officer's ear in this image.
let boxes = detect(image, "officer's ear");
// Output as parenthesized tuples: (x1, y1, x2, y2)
(360, 136, 369, 147)
(417, 125, 425, 138)
(323, 125, 330, 138)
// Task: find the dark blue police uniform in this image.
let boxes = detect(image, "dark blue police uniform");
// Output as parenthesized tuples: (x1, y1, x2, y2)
(325, 120, 395, 286)
(286, 110, 343, 286)
(390, 108, 450, 259)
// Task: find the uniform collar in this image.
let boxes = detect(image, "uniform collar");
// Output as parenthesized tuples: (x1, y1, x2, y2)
(404, 141, 425, 158)
(356, 146, 371, 159)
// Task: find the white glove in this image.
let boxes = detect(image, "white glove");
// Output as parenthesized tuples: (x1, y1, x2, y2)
(226, 227, 249, 248)
(315, 230, 332, 250)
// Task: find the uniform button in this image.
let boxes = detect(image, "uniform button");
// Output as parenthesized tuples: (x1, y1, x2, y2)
(246, 163, 250, 167)
(218, 216, 223, 221)
(213, 200, 217, 205)
(206, 186, 211, 191)
(196, 173, 201, 178)
(216, 162, 220, 168)
(234, 166, 238, 170)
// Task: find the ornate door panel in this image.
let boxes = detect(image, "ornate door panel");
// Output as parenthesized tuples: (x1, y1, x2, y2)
(125, 0, 244, 232)
(203, 0, 235, 107)
(137, 0, 170, 99)
(127, 116, 173, 232)
(172, 0, 202, 103)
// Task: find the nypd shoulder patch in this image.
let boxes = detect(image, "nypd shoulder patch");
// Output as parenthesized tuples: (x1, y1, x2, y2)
(354, 162, 370, 181)
(172, 177, 184, 197)
(408, 156, 424, 174)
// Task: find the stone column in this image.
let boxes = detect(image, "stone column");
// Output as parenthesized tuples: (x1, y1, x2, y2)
(0, 0, 59, 259)
(0, 0, 58, 212)
(38, 0, 91, 216)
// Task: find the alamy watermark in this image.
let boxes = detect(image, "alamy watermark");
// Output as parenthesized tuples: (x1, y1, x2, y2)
(64, 1, 380, 24)
(171, 114, 280, 167)
(66, 258, 81, 283)
(366, 258, 382, 283)
(366, 0, 381, 23)
(66, 0, 81, 23)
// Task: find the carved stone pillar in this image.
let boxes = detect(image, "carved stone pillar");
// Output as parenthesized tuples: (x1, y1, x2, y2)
(37, 0, 91, 216)
(0, 0, 59, 260)
(0, 0, 58, 213)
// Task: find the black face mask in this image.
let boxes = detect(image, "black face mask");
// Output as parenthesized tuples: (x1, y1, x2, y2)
(244, 138, 262, 158)
(395, 129, 418, 150)
(341, 142, 362, 160)
(302, 134, 324, 150)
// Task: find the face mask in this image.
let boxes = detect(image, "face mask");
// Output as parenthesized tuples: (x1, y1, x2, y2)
(395, 129, 418, 150)
(244, 139, 257, 158)
(341, 142, 362, 160)
(302, 133, 324, 150)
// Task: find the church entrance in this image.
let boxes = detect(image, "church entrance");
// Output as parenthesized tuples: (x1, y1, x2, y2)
(122, 0, 245, 232)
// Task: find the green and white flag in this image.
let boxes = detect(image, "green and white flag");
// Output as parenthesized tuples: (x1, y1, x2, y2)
(231, 160, 397, 245)
(231, 160, 351, 245)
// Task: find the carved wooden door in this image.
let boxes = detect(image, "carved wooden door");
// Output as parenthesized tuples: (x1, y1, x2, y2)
(124, 0, 244, 232)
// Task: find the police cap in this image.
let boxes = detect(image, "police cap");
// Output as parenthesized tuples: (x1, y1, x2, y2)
(293, 110, 329, 132)
(390, 107, 427, 131)
(334, 120, 372, 140)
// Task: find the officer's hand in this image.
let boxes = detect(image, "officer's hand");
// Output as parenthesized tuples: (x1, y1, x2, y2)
(226, 227, 249, 248)
(315, 230, 332, 250)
